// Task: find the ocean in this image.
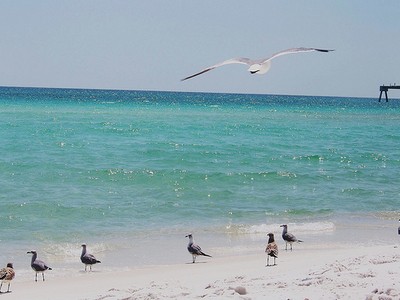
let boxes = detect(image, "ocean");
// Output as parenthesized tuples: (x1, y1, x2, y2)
(0, 87, 399, 273)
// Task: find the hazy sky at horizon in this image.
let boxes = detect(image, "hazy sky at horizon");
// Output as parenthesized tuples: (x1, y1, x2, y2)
(1, 1, 399, 98)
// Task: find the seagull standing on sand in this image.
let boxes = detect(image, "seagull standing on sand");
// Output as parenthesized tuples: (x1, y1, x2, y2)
(181, 47, 334, 81)
(280, 224, 303, 251)
(81, 244, 101, 271)
(0, 263, 15, 293)
(265, 233, 278, 266)
(185, 234, 212, 263)
(27, 250, 52, 281)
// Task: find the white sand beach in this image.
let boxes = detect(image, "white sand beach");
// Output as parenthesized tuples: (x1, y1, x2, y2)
(3, 242, 399, 300)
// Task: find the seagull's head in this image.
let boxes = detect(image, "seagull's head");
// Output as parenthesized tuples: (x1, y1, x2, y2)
(185, 234, 193, 238)
(27, 250, 37, 255)
(280, 224, 287, 228)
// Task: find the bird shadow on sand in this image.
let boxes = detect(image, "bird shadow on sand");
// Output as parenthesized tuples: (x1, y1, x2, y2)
(185, 261, 209, 265)
(78, 270, 102, 274)
(0, 291, 12, 295)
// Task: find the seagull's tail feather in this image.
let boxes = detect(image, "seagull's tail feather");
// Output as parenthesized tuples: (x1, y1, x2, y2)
(48, 267, 53, 270)
(201, 252, 212, 258)
(96, 260, 101, 263)
(297, 240, 304, 243)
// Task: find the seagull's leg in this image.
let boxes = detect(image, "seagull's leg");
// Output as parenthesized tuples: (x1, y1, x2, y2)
(0, 281, 3, 292)
(35, 273, 38, 282)
(90, 265, 92, 272)
(290, 243, 293, 251)
(285, 242, 288, 251)
(7, 283, 10, 292)
(42, 272, 45, 281)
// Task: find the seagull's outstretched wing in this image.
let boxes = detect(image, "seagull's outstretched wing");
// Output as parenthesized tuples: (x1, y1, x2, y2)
(181, 57, 252, 81)
(261, 47, 334, 63)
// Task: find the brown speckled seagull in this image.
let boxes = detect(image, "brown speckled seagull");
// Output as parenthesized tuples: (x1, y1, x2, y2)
(265, 233, 278, 266)
(0, 263, 15, 293)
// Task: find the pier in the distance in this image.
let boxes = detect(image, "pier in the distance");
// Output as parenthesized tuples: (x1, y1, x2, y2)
(378, 85, 400, 102)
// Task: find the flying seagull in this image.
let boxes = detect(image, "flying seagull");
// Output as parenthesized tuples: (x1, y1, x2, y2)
(27, 250, 52, 282)
(0, 263, 15, 293)
(280, 224, 303, 251)
(81, 244, 101, 271)
(185, 234, 212, 263)
(181, 47, 334, 81)
(265, 233, 278, 266)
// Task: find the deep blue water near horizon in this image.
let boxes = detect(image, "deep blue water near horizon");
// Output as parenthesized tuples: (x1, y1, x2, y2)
(1, 86, 399, 270)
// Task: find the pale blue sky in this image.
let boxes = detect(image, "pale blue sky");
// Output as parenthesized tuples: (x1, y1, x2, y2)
(1, 1, 399, 97)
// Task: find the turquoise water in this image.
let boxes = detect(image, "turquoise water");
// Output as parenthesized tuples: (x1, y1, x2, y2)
(0, 87, 399, 269)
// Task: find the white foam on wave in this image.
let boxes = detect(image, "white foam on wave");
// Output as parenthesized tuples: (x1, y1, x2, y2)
(42, 241, 110, 264)
(237, 221, 336, 235)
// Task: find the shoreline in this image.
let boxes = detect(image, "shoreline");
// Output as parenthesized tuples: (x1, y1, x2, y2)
(2, 213, 397, 271)
(4, 243, 400, 299)
(2, 218, 400, 299)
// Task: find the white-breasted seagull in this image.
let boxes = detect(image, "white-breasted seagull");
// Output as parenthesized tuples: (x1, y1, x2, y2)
(185, 234, 212, 263)
(181, 47, 334, 81)
(81, 244, 101, 271)
(27, 250, 52, 281)
(280, 224, 303, 251)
